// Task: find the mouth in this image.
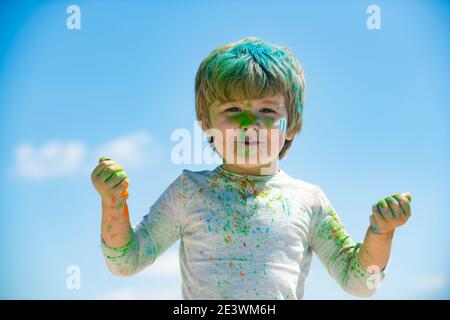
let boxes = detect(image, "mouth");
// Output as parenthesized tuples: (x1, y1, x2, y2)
(233, 133, 266, 146)
(235, 140, 264, 146)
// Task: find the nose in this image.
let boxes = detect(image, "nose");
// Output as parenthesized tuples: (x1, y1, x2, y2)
(238, 114, 261, 143)
(235, 111, 261, 130)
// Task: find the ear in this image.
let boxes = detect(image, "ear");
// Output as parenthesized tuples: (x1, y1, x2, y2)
(201, 120, 210, 132)
(200, 114, 212, 132)
(285, 129, 294, 141)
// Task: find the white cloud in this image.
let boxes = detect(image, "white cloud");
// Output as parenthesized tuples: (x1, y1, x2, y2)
(14, 140, 87, 180)
(99, 251, 182, 300)
(412, 274, 448, 292)
(12, 131, 162, 179)
(141, 251, 180, 279)
(93, 131, 162, 169)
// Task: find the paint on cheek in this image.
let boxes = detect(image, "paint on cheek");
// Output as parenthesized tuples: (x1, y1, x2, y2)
(278, 117, 287, 135)
(262, 116, 275, 128)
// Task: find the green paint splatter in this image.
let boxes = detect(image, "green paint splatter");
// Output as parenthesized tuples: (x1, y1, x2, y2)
(231, 111, 257, 127)
(262, 116, 275, 128)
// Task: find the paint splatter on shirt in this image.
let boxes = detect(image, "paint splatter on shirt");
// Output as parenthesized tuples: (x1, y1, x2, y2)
(101, 165, 384, 299)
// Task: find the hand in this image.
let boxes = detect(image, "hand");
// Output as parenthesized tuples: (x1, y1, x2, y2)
(369, 192, 412, 235)
(90, 157, 130, 205)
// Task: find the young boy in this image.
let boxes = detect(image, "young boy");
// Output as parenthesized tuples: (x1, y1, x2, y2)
(91, 37, 412, 299)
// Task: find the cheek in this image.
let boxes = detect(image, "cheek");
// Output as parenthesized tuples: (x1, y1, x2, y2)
(215, 117, 241, 139)
(266, 130, 285, 150)
(215, 116, 238, 129)
(262, 116, 276, 128)
(262, 116, 287, 136)
(209, 118, 237, 149)
(278, 117, 287, 136)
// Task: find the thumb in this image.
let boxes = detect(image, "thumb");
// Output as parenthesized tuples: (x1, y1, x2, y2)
(401, 192, 412, 202)
(98, 156, 111, 164)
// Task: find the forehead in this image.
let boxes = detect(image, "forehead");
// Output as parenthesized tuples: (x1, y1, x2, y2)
(221, 94, 285, 107)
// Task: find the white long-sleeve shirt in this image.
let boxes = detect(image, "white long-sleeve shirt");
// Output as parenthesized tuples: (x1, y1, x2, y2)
(101, 165, 384, 299)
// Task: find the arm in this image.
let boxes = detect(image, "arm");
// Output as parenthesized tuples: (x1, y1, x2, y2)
(311, 188, 412, 297)
(101, 190, 132, 248)
(91, 157, 132, 248)
(358, 193, 412, 272)
(310, 187, 381, 297)
(91, 157, 186, 276)
(91, 157, 137, 275)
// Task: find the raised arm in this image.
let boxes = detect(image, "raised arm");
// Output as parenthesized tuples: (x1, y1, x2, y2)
(91, 157, 132, 249)
(91, 157, 187, 276)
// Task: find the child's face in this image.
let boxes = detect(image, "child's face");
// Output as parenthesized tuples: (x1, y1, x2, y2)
(207, 94, 293, 169)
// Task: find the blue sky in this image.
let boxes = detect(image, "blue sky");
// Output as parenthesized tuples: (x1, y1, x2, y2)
(0, 0, 449, 299)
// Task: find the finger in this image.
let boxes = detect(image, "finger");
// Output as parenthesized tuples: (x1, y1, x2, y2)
(377, 199, 393, 219)
(401, 192, 412, 202)
(373, 204, 386, 220)
(369, 214, 378, 233)
(104, 168, 125, 183)
(95, 163, 122, 181)
(105, 170, 127, 188)
(369, 214, 384, 234)
(385, 196, 401, 219)
(97, 163, 122, 180)
(392, 194, 410, 217)
(92, 160, 115, 179)
(112, 176, 129, 189)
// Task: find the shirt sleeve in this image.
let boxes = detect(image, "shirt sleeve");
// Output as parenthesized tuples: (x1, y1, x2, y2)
(100, 172, 189, 276)
(309, 186, 385, 297)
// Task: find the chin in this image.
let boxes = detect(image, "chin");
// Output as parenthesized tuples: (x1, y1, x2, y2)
(233, 153, 277, 167)
(216, 144, 280, 166)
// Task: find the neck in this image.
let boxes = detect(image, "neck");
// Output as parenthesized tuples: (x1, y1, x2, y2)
(222, 160, 279, 176)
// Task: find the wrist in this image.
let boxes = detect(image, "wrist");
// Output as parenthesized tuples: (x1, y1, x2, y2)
(102, 195, 126, 209)
(368, 226, 395, 237)
(101, 197, 114, 207)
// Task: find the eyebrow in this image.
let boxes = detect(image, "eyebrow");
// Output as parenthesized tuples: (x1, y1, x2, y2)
(259, 99, 280, 106)
(218, 100, 281, 111)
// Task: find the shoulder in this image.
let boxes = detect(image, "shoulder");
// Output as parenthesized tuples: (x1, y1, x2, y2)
(181, 167, 216, 181)
(177, 167, 219, 190)
(280, 171, 323, 198)
(157, 169, 210, 205)
(279, 171, 329, 210)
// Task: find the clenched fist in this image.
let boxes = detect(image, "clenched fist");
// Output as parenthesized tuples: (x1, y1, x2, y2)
(369, 192, 412, 235)
(91, 156, 130, 206)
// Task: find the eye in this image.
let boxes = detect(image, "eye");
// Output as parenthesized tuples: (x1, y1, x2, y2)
(224, 107, 241, 112)
(260, 107, 276, 113)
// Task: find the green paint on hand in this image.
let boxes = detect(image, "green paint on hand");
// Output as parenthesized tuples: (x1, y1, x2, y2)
(401, 192, 412, 202)
(99, 156, 111, 163)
